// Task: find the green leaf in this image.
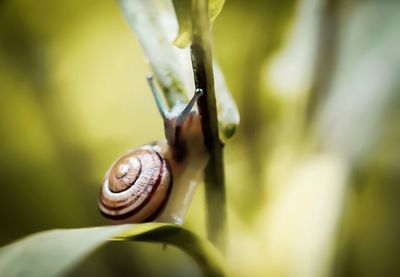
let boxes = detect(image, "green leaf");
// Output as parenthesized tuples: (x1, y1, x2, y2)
(119, 0, 238, 139)
(119, 0, 189, 107)
(172, 0, 225, 48)
(0, 224, 227, 277)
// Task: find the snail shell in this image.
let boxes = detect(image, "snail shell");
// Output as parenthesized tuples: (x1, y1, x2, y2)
(98, 147, 172, 223)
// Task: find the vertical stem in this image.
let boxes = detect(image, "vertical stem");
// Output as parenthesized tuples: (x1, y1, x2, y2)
(190, 0, 227, 252)
(306, 0, 342, 124)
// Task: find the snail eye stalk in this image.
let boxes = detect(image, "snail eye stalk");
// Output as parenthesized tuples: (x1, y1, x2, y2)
(176, 88, 203, 127)
(146, 75, 170, 120)
(146, 75, 203, 128)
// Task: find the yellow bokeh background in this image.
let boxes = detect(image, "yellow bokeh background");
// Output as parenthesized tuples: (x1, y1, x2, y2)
(1, 0, 400, 276)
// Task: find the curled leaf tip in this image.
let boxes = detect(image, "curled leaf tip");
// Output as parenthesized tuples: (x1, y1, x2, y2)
(173, 31, 192, 48)
(221, 123, 237, 140)
(172, 0, 226, 48)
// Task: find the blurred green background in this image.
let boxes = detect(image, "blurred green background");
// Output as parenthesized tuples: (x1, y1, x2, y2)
(1, 0, 400, 276)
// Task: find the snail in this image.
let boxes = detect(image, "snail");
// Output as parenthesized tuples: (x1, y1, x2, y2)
(98, 76, 209, 224)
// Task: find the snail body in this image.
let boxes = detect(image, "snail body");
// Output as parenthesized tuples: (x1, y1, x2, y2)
(98, 76, 208, 224)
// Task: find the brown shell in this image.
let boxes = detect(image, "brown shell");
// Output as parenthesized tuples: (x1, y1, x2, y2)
(98, 148, 172, 222)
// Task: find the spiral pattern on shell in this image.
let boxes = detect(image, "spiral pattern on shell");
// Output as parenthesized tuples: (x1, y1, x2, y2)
(98, 148, 172, 222)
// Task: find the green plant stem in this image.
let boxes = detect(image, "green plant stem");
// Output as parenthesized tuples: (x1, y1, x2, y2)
(306, 0, 342, 124)
(190, 0, 227, 253)
(117, 224, 228, 276)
